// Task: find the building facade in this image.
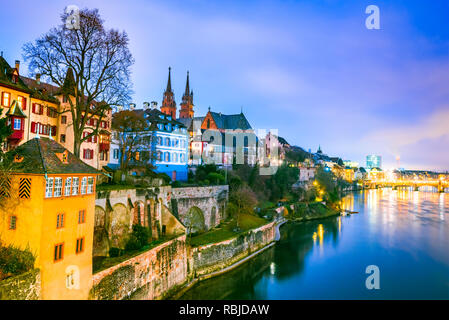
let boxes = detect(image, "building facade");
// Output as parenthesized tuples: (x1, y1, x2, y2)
(366, 155, 382, 170)
(0, 138, 99, 299)
(0, 56, 112, 169)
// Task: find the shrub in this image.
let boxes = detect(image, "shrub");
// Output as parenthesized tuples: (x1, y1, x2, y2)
(125, 225, 149, 252)
(0, 244, 35, 280)
(108, 247, 123, 257)
(207, 172, 225, 185)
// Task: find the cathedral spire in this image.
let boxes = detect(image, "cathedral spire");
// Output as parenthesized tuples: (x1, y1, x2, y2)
(184, 71, 190, 96)
(179, 71, 194, 119)
(161, 67, 176, 119)
(166, 67, 172, 93)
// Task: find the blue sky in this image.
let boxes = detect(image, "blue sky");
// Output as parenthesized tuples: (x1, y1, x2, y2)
(1, 0, 448, 170)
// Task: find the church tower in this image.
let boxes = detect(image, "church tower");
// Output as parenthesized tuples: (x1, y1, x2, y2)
(179, 71, 194, 119)
(161, 67, 177, 118)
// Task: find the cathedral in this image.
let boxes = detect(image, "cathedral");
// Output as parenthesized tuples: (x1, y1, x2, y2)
(160, 67, 194, 120)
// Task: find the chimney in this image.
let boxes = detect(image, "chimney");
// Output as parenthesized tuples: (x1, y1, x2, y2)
(15, 60, 20, 72)
(36, 73, 41, 84)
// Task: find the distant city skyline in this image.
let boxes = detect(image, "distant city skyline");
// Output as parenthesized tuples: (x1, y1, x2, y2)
(1, 0, 448, 171)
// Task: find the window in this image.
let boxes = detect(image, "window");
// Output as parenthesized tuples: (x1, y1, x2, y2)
(87, 177, 94, 194)
(45, 177, 54, 198)
(60, 134, 66, 143)
(157, 151, 162, 161)
(18, 96, 26, 110)
(113, 149, 119, 159)
(78, 210, 86, 224)
(83, 149, 93, 160)
(207, 119, 210, 129)
(76, 238, 84, 254)
(9, 216, 17, 230)
(165, 138, 170, 146)
(2, 92, 10, 107)
(56, 213, 65, 229)
(54, 178, 63, 197)
(173, 153, 178, 163)
(72, 177, 79, 195)
(54, 243, 64, 262)
(13, 118, 21, 130)
(64, 177, 72, 196)
(81, 177, 87, 195)
(61, 116, 67, 124)
(63, 96, 68, 103)
(164, 152, 170, 162)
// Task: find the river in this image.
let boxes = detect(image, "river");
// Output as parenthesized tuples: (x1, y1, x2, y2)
(179, 189, 449, 299)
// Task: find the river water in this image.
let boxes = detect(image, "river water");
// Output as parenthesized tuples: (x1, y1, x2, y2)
(179, 189, 449, 299)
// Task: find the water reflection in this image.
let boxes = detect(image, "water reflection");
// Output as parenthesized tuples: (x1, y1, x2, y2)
(179, 189, 449, 300)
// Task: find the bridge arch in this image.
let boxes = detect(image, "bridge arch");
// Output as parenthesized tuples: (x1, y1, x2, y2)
(184, 206, 206, 234)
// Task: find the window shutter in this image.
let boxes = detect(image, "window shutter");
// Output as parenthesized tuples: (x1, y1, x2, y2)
(47, 107, 50, 116)
(1, 92, 3, 106)
(94, 135, 97, 143)
(22, 98, 26, 110)
(31, 122, 36, 133)
(32, 103, 35, 113)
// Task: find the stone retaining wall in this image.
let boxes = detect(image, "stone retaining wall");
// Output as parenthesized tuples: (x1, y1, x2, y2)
(191, 222, 276, 276)
(90, 235, 188, 300)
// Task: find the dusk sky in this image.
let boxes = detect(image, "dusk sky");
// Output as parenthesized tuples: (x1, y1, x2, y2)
(1, 0, 448, 170)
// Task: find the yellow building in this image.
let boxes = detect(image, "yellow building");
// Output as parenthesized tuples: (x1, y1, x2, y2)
(0, 56, 112, 169)
(0, 137, 100, 299)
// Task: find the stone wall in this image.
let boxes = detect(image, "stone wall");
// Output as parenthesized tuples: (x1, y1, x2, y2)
(191, 222, 276, 276)
(0, 269, 41, 300)
(94, 186, 181, 256)
(90, 235, 188, 300)
(171, 185, 228, 232)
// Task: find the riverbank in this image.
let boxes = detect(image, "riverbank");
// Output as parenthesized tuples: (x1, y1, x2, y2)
(288, 202, 340, 222)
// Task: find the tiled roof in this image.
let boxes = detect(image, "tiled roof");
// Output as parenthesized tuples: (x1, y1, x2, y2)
(6, 100, 27, 117)
(0, 56, 32, 94)
(209, 112, 252, 130)
(6, 137, 100, 175)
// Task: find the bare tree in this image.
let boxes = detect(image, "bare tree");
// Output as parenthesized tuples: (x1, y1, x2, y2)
(23, 8, 134, 157)
(112, 110, 155, 171)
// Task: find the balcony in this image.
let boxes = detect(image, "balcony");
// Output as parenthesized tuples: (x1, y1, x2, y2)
(8, 129, 24, 141)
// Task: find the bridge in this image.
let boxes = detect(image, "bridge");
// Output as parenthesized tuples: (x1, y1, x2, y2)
(363, 179, 449, 192)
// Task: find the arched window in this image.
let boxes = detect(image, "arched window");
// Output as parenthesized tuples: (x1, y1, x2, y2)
(157, 151, 162, 161)
(157, 137, 162, 145)
(165, 137, 170, 146)
(164, 152, 170, 162)
(173, 153, 178, 163)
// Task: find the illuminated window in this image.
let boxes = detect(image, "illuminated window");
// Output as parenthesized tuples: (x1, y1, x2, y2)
(18, 96, 26, 110)
(72, 177, 79, 195)
(76, 238, 84, 254)
(64, 177, 72, 196)
(54, 178, 63, 197)
(9, 216, 17, 230)
(54, 243, 64, 262)
(87, 177, 94, 194)
(56, 213, 65, 229)
(45, 177, 54, 198)
(2, 92, 10, 107)
(81, 177, 87, 195)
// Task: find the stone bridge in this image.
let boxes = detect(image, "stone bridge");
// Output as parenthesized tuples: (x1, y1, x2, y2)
(93, 185, 229, 257)
(364, 180, 449, 192)
(171, 185, 229, 233)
